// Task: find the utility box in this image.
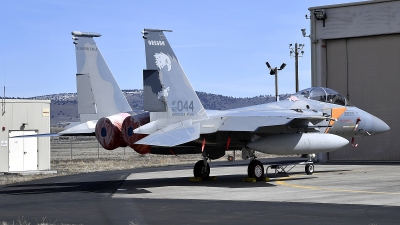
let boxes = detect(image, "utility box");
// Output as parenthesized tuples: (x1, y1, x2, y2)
(0, 99, 50, 172)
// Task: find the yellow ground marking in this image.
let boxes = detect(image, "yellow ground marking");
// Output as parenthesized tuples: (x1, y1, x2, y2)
(275, 171, 400, 195)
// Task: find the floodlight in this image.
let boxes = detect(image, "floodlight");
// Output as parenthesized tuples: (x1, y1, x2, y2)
(266, 62, 271, 69)
(313, 9, 326, 20)
(279, 63, 286, 70)
(301, 29, 307, 37)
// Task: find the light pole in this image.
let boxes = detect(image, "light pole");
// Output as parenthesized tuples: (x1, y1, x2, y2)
(289, 43, 304, 92)
(266, 62, 286, 102)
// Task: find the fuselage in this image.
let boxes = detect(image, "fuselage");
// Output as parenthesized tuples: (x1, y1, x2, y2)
(187, 87, 389, 154)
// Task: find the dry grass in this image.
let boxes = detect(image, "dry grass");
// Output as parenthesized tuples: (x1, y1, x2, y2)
(1, 216, 81, 225)
(0, 154, 198, 186)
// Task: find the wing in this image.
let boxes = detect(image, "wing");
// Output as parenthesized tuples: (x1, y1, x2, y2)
(135, 120, 200, 147)
(217, 109, 333, 132)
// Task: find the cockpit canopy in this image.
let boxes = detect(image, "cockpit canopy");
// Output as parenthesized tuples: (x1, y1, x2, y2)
(295, 87, 352, 106)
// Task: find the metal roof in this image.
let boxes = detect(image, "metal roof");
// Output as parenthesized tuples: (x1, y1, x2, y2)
(309, 0, 399, 10)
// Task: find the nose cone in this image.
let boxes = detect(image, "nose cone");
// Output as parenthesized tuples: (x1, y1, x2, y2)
(371, 115, 390, 134)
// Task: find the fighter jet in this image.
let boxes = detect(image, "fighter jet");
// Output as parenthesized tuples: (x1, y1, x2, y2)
(122, 29, 390, 181)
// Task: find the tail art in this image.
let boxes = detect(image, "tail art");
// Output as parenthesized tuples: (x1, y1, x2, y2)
(141, 29, 208, 123)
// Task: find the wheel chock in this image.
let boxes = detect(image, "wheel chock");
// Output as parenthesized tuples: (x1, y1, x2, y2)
(189, 176, 217, 182)
(189, 177, 203, 182)
(243, 177, 257, 182)
(209, 176, 217, 181)
(243, 177, 270, 182)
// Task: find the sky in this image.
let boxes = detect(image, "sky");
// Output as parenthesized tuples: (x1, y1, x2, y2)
(0, 0, 361, 98)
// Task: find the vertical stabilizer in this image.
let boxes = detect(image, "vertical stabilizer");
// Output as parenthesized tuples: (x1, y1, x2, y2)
(142, 29, 208, 123)
(72, 31, 132, 122)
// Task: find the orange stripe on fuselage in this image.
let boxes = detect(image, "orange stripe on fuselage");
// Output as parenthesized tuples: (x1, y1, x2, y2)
(325, 107, 347, 133)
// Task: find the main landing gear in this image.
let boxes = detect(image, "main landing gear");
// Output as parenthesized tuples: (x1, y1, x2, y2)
(193, 151, 210, 179)
(192, 148, 315, 180)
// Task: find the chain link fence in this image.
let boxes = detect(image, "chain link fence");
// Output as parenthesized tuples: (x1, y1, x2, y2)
(50, 137, 140, 160)
(50, 137, 275, 161)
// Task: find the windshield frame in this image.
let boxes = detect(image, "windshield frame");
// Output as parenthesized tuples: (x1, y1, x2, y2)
(295, 87, 353, 106)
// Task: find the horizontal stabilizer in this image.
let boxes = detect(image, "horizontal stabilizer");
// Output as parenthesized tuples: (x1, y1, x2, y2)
(59, 120, 96, 135)
(135, 120, 200, 147)
(10, 133, 60, 138)
(10, 120, 97, 138)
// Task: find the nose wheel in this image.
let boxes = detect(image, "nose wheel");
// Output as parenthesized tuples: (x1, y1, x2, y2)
(248, 160, 264, 181)
(305, 163, 314, 175)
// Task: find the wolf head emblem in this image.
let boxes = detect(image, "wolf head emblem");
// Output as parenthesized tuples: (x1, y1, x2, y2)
(154, 52, 171, 71)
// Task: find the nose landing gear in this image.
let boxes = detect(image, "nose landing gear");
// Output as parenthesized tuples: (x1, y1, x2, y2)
(243, 147, 265, 181)
(248, 159, 264, 181)
(305, 163, 314, 175)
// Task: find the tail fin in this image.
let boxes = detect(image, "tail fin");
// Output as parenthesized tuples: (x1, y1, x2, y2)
(72, 31, 132, 122)
(142, 29, 207, 122)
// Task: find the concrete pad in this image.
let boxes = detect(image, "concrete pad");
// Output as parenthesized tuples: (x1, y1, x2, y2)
(113, 164, 400, 206)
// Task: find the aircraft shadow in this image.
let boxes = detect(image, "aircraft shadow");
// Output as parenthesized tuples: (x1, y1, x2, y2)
(0, 166, 352, 196)
(0, 172, 305, 196)
(0, 179, 125, 196)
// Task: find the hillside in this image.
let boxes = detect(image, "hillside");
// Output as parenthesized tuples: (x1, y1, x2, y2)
(26, 89, 291, 126)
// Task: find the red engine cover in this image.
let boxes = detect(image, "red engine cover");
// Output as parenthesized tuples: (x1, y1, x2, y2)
(95, 113, 130, 150)
(121, 112, 151, 154)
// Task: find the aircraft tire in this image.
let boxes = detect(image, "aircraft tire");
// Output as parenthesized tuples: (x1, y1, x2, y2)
(305, 163, 314, 175)
(248, 160, 264, 181)
(193, 160, 210, 179)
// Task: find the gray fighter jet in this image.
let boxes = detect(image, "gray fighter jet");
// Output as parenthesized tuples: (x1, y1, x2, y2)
(123, 29, 390, 180)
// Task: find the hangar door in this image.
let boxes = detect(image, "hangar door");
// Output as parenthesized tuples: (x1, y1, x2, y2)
(325, 34, 400, 161)
(8, 131, 38, 171)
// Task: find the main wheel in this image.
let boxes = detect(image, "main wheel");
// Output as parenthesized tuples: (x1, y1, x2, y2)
(248, 160, 264, 181)
(305, 163, 314, 175)
(193, 160, 210, 179)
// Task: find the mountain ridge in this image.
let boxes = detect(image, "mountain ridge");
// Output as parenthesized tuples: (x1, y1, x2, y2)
(19, 89, 291, 126)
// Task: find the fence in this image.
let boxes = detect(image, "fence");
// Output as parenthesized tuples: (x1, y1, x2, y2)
(50, 137, 247, 161)
(50, 136, 139, 160)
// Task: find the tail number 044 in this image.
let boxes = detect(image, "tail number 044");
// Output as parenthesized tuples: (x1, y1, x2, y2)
(172, 100, 194, 112)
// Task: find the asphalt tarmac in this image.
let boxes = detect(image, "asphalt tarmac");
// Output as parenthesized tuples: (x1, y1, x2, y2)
(0, 158, 399, 224)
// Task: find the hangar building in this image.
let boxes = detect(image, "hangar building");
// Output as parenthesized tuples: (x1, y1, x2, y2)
(309, 0, 399, 161)
(0, 99, 51, 172)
